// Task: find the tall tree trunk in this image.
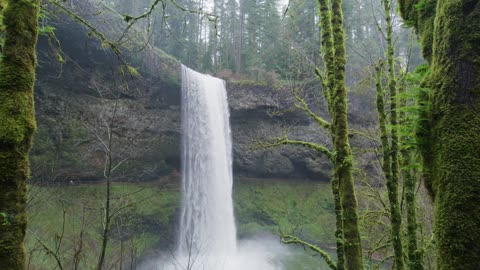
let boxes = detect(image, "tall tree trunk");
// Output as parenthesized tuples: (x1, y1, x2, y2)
(398, 1, 480, 268)
(399, 74, 424, 270)
(375, 61, 393, 211)
(96, 177, 111, 270)
(317, 0, 335, 114)
(331, 0, 364, 269)
(402, 153, 423, 270)
(0, 0, 40, 269)
(316, 0, 364, 268)
(381, 1, 405, 269)
(317, 1, 345, 268)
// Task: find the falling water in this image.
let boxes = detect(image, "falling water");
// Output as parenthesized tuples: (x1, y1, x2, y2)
(140, 65, 288, 270)
(178, 65, 237, 265)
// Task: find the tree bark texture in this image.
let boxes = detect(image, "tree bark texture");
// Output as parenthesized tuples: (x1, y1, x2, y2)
(0, 0, 40, 269)
(398, 0, 480, 268)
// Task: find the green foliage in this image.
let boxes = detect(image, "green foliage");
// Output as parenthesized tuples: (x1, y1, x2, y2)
(399, 0, 436, 61)
(39, 25, 56, 35)
(399, 0, 480, 268)
(120, 64, 141, 78)
(413, 0, 427, 11)
(26, 183, 180, 269)
(0, 212, 8, 225)
(406, 63, 430, 83)
(234, 181, 335, 243)
(402, 64, 432, 155)
(26, 180, 337, 268)
(0, 0, 5, 47)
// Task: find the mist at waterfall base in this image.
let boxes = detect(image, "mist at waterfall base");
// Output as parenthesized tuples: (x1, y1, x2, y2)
(142, 236, 290, 270)
(142, 66, 288, 270)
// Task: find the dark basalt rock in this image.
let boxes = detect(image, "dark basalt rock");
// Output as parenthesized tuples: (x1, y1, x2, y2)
(32, 1, 359, 183)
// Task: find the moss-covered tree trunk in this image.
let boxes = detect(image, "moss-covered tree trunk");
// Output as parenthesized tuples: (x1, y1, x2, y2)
(399, 0, 480, 268)
(0, 0, 40, 269)
(317, 0, 345, 269)
(381, 1, 405, 269)
(331, 0, 364, 269)
(399, 75, 424, 270)
(375, 62, 402, 269)
(402, 153, 423, 270)
(375, 63, 392, 202)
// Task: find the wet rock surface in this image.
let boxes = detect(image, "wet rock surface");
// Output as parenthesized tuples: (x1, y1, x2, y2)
(32, 5, 372, 183)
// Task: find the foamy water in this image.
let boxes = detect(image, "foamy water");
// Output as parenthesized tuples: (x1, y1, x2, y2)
(141, 237, 289, 270)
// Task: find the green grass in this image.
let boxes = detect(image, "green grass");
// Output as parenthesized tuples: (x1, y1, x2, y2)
(25, 179, 335, 269)
(26, 183, 180, 269)
(234, 179, 335, 245)
(280, 245, 334, 270)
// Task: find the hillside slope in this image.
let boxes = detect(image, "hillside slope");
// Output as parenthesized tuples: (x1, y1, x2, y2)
(33, 1, 372, 183)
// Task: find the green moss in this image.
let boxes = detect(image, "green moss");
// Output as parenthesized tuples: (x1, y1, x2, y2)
(381, 0, 406, 268)
(400, 67, 425, 270)
(25, 183, 180, 269)
(233, 180, 335, 243)
(0, 0, 40, 268)
(399, 0, 436, 61)
(428, 2, 480, 268)
(402, 154, 424, 270)
(0, 93, 35, 144)
(330, 0, 364, 268)
(0, 0, 5, 44)
(316, 1, 346, 268)
(400, 0, 480, 268)
(25, 181, 337, 269)
(317, 0, 335, 114)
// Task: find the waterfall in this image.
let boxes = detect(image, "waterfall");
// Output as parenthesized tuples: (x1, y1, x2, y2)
(142, 65, 286, 270)
(178, 65, 237, 264)
(148, 65, 282, 270)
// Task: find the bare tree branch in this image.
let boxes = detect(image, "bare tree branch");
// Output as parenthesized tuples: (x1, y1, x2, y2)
(292, 90, 331, 130)
(253, 133, 333, 162)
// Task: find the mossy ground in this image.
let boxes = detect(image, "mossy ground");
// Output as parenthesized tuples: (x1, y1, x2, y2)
(25, 182, 179, 269)
(25, 179, 335, 269)
(233, 179, 335, 244)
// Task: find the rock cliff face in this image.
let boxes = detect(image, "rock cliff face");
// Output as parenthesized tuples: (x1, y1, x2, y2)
(32, 2, 373, 183)
(226, 82, 332, 181)
(33, 49, 332, 182)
